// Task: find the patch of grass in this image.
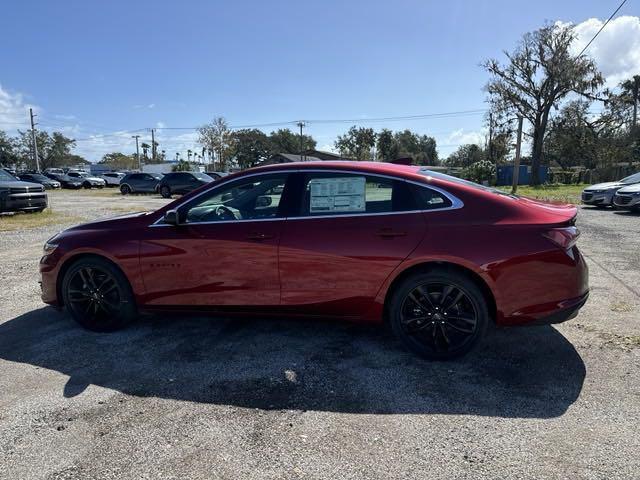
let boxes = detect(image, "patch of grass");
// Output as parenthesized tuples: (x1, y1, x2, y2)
(0, 208, 83, 232)
(498, 184, 586, 204)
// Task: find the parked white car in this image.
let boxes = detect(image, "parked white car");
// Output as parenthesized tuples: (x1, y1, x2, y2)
(581, 172, 640, 207)
(613, 183, 640, 212)
(100, 172, 126, 186)
(66, 171, 106, 188)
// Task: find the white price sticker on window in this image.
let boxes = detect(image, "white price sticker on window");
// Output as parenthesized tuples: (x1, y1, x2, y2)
(309, 176, 366, 213)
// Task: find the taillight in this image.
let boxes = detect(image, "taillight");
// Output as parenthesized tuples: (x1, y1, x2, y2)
(543, 226, 580, 250)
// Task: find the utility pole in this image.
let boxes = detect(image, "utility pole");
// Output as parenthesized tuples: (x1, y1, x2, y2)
(297, 121, 306, 160)
(29, 108, 41, 172)
(488, 112, 496, 185)
(511, 115, 523, 195)
(633, 75, 639, 129)
(151, 128, 157, 162)
(132, 135, 141, 170)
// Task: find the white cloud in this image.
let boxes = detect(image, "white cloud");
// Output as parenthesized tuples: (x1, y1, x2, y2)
(0, 84, 36, 131)
(562, 16, 640, 87)
(446, 128, 484, 146)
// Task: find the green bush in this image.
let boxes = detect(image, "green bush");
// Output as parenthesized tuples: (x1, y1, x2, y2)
(461, 160, 496, 184)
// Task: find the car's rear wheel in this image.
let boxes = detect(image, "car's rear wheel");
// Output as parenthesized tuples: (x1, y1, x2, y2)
(62, 257, 137, 332)
(388, 269, 489, 360)
(120, 184, 131, 195)
(160, 185, 172, 198)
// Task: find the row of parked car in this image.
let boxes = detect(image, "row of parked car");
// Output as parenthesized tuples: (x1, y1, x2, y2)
(581, 171, 640, 211)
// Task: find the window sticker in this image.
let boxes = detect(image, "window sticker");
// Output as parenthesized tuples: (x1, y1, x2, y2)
(309, 176, 366, 213)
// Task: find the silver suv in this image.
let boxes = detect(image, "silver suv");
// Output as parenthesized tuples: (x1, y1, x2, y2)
(582, 172, 640, 207)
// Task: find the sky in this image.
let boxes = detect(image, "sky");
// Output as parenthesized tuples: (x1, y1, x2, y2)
(0, 0, 639, 162)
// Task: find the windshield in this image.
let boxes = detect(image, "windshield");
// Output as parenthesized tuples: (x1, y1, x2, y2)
(192, 172, 212, 181)
(620, 172, 640, 185)
(0, 169, 17, 181)
(418, 169, 514, 197)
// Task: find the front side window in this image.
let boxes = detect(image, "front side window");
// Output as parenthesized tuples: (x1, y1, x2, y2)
(182, 174, 288, 223)
(295, 173, 415, 216)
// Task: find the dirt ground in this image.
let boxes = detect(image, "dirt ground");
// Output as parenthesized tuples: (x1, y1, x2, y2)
(0, 189, 639, 479)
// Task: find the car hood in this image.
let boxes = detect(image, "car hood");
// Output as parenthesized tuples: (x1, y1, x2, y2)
(0, 180, 44, 190)
(617, 184, 640, 194)
(584, 182, 622, 191)
(65, 211, 151, 232)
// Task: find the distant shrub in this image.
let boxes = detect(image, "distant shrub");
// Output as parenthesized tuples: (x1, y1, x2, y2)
(461, 160, 496, 184)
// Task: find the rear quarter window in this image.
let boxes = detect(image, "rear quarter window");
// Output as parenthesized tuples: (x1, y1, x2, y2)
(410, 184, 453, 210)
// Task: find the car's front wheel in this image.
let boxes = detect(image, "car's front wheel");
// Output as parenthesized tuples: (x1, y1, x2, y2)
(62, 257, 137, 332)
(160, 185, 172, 198)
(388, 269, 489, 360)
(120, 184, 131, 195)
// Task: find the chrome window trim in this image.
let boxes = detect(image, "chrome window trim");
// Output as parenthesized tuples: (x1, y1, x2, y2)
(149, 167, 464, 227)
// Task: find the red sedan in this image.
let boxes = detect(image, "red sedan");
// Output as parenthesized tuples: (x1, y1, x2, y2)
(40, 162, 588, 359)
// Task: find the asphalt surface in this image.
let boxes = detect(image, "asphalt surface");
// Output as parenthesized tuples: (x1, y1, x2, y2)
(0, 190, 639, 479)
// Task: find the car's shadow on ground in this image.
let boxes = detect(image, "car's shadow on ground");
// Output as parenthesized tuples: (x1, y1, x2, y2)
(0, 307, 585, 418)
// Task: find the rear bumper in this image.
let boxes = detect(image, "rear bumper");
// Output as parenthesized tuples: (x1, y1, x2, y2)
(525, 291, 589, 325)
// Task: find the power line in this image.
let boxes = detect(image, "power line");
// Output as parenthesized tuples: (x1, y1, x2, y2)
(577, 0, 628, 57)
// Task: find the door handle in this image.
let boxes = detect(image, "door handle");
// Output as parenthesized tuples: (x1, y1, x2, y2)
(247, 232, 274, 241)
(376, 228, 407, 238)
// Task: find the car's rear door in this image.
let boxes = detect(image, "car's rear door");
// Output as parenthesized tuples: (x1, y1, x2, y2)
(278, 171, 426, 317)
(138, 172, 291, 307)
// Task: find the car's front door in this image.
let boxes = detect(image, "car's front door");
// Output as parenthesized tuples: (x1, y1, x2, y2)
(138, 173, 290, 307)
(278, 171, 427, 317)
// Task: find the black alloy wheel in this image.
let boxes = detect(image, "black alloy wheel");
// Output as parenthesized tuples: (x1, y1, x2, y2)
(62, 257, 137, 332)
(120, 184, 131, 195)
(389, 270, 489, 360)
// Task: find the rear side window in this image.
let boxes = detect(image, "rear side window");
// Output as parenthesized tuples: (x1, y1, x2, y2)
(410, 184, 453, 210)
(295, 173, 416, 216)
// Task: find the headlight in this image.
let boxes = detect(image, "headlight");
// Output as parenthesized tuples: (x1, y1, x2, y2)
(43, 242, 58, 255)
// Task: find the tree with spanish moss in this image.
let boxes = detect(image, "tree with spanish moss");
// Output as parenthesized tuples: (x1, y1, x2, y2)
(483, 23, 603, 184)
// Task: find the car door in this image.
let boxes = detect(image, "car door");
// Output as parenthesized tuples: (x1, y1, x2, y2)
(278, 171, 427, 317)
(138, 172, 291, 307)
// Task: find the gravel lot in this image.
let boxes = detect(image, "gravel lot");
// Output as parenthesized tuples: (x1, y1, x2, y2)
(0, 189, 639, 479)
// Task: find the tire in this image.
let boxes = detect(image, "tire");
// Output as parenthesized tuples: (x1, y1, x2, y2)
(388, 269, 489, 360)
(120, 184, 131, 195)
(61, 257, 137, 332)
(160, 185, 172, 198)
(83, 182, 92, 189)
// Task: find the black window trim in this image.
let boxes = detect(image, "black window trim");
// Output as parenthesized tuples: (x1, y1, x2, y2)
(150, 168, 463, 227)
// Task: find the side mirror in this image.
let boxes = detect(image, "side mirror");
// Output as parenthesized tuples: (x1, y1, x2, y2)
(256, 195, 272, 208)
(163, 209, 180, 225)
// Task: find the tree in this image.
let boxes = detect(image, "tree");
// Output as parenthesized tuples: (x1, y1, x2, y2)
(140, 142, 150, 160)
(0, 131, 18, 166)
(416, 134, 438, 165)
(376, 129, 398, 161)
(99, 152, 138, 170)
(334, 126, 376, 160)
(230, 129, 272, 168)
(172, 159, 193, 172)
(484, 23, 603, 184)
(446, 144, 485, 167)
(544, 100, 599, 169)
(197, 117, 234, 170)
(14, 130, 77, 170)
(268, 128, 316, 154)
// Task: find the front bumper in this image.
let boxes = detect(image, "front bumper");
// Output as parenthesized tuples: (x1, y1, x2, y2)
(581, 191, 613, 205)
(613, 194, 640, 209)
(1, 192, 48, 212)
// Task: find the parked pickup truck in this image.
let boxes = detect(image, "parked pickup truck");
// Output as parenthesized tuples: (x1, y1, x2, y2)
(0, 168, 48, 213)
